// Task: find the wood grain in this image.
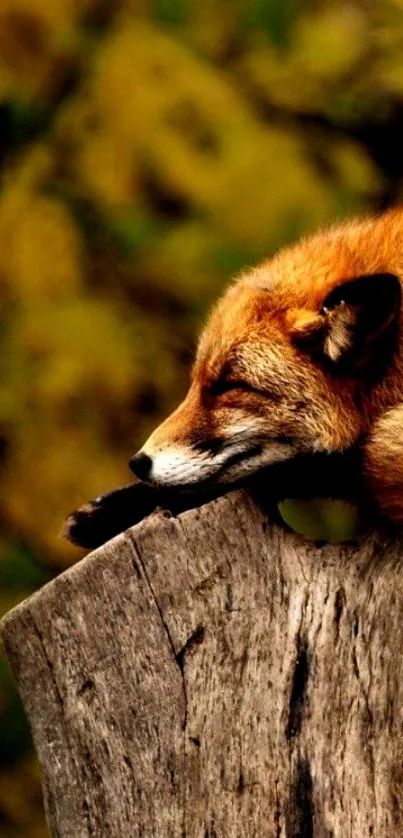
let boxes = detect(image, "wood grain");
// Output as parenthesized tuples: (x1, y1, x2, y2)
(2, 489, 403, 837)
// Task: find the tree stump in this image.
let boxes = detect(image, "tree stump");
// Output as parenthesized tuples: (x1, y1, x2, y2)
(2, 490, 403, 837)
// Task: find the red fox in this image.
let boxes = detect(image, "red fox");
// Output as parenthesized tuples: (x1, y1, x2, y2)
(65, 208, 403, 548)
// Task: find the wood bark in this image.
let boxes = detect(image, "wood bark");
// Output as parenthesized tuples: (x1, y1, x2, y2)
(2, 489, 403, 837)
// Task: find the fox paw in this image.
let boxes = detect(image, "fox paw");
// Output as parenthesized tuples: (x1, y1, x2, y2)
(62, 481, 161, 550)
(63, 497, 113, 550)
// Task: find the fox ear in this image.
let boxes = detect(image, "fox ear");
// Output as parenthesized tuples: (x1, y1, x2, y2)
(320, 272, 401, 368)
(290, 273, 401, 371)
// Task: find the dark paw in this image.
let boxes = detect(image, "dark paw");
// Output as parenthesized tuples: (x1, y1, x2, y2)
(62, 481, 164, 550)
(63, 497, 114, 550)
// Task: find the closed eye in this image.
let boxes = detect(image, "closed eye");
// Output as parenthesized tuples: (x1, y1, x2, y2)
(209, 378, 283, 402)
(209, 379, 257, 396)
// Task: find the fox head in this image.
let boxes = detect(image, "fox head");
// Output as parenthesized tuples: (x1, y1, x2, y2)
(130, 213, 403, 490)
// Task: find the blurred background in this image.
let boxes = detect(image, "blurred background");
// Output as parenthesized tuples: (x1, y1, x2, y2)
(1, 0, 403, 833)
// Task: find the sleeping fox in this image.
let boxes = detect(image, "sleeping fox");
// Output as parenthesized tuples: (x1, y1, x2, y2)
(65, 208, 403, 548)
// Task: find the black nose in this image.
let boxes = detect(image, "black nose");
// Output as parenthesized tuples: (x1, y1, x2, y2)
(129, 451, 153, 480)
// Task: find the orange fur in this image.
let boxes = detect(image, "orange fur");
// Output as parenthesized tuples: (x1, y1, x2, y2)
(134, 208, 403, 524)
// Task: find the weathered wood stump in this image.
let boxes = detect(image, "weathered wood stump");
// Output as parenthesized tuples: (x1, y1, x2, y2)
(2, 490, 403, 837)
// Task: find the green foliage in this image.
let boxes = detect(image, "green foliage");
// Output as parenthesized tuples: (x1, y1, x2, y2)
(0, 543, 50, 593)
(0, 655, 32, 767)
(154, 0, 190, 26)
(0, 0, 403, 833)
(278, 498, 363, 543)
(243, 0, 302, 47)
(109, 209, 162, 258)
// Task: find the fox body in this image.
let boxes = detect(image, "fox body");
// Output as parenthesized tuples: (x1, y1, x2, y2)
(66, 209, 403, 548)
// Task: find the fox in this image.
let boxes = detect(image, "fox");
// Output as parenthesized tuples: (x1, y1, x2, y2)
(65, 208, 403, 549)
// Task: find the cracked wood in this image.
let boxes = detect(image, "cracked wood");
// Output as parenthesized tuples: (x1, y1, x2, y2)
(2, 489, 403, 837)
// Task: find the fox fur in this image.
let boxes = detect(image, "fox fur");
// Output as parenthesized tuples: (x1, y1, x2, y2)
(65, 208, 403, 548)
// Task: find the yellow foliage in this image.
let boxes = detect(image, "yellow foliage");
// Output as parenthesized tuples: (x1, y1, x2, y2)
(0, 0, 80, 101)
(238, 40, 327, 112)
(1, 142, 52, 194)
(60, 18, 371, 253)
(294, 7, 365, 80)
(375, 53, 403, 95)
(2, 426, 130, 563)
(0, 195, 84, 297)
(0, 0, 83, 29)
(0, 143, 84, 298)
(330, 139, 379, 196)
(78, 131, 139, 209)
(186, 0, 243, 59)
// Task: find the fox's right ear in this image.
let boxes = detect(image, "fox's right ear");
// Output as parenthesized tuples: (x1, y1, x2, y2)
(290, 272, 401, 372)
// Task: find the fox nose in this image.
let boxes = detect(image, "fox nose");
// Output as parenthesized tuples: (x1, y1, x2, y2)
(129, 451, 153, 480)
